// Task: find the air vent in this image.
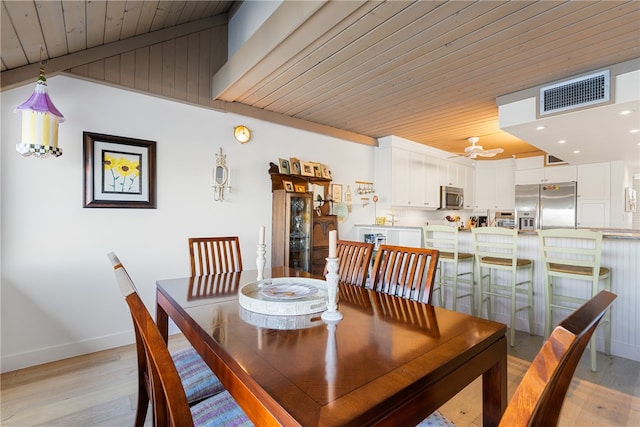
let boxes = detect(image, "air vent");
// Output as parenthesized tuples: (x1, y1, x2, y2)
(545, 154, 567, 166)
(540, 70, 610, 115)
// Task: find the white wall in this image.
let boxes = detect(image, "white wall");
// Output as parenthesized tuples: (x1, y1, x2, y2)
(0, 75, 375, 372)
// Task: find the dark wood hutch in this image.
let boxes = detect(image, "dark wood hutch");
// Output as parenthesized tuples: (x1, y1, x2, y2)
(270, 169, 338, 275)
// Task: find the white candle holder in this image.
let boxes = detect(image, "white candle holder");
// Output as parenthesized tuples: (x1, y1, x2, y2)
(325, 319, 339, 402)
(322, 256, 343, 321)
(256, 244, 266, 281)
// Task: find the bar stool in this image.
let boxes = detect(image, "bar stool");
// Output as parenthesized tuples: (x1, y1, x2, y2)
(423, 225, 475, 315)
(539, 228, 611, 371)
(472, 227, 534, 347)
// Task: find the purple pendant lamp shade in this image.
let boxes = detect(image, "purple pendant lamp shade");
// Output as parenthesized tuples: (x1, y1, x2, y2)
(15, 67, 65, 158)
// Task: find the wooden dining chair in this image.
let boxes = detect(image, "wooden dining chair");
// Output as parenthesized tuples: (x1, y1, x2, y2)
(369, 245, 439, 303)
(324, 240, 374, 287)
(417, 290, 617, 427)
(108, 252, 252, 427)
(188, 236, 243, 276)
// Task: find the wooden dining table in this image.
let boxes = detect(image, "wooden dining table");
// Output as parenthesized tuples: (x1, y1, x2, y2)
(156, 267, 507, 426)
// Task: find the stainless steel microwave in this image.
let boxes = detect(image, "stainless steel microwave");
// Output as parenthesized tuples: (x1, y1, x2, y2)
(440, 186, 464, 210)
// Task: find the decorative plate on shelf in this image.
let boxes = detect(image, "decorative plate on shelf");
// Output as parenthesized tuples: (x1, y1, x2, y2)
(334, 203, 349, 223)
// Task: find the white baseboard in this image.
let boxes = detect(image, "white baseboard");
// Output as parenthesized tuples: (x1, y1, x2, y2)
(1, 331, 134, 373)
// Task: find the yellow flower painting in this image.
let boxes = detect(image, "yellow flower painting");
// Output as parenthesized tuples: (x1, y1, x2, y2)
(103, 152, 141, 194)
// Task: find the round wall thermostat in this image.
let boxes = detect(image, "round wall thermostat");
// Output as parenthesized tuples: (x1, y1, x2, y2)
(234, 125, 251, 143)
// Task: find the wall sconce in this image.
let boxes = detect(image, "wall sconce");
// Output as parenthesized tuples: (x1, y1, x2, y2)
(213, 147, 231, 202)
(344, 185, 352, 213)
(15, 63, 65, 158)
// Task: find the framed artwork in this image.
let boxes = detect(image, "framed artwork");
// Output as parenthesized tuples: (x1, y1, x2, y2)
(322, 164, 332, 179)
(313, 163, 323, 177)
(83, 131, 156, 208)
(283, 180, 294, 192)
(331, 184, 343, 203)
(301, 161, 315, 177)
(294, 184, 307, 193)
(278, 158, 291, 174)
(290, 157, 302, 175)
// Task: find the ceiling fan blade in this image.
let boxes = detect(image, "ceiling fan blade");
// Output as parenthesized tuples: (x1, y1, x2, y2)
(477, 152, 498, 157)
(483, 148, 504, 154)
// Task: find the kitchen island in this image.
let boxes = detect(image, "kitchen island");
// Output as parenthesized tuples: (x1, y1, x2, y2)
(354, 224, 639, 362)
(456, 229, 639, 362)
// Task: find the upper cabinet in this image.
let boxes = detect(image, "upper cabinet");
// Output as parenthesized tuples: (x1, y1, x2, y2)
(515, 156, 577, 185)
(376, 138, 445, 209)
(577, 162, 610, 199)
(474, 159, 515, 210)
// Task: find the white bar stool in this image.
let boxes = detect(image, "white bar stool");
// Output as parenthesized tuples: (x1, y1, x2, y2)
(423, 225, 475, 315)
(472, 227, 534, 347)
(539, 228, 611, 371)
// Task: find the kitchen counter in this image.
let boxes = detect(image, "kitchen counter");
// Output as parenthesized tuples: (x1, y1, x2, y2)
(457, 227, 640, 240)
(352, 224, 639, 361)
(354, 224, 423, 230)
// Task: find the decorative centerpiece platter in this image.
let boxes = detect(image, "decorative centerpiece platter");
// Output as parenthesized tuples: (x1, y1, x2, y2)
(239, 277, 327, 316)
(239, 307, 323, 330)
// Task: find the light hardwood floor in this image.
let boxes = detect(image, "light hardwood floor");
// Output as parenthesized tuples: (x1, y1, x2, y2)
(2, 331, 639, 426)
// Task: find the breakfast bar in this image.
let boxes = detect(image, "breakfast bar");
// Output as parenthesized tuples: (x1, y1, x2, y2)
(355, 224, 640, 362)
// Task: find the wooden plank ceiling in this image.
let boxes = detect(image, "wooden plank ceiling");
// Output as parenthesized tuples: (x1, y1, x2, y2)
(2, 1, 640, 161)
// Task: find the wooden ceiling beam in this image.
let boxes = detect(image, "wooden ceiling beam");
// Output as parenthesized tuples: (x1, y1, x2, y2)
(0, 14, 227, 91)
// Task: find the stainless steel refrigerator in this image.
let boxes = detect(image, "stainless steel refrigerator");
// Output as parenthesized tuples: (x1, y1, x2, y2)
(515, 182, 577, 230)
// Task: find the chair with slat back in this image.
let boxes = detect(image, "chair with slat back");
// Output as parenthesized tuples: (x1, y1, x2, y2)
(472, 227, 534, 347)
(539, 228, 611, 371)
(108, 252, 252, 427)
(418, 290, 617, 427)
(188, 237, 243, 276)
(498, 290, 616, 426)
(324, 240, 374, 287)
(369, 245, 439, 303)
(423, 225, 475, 314)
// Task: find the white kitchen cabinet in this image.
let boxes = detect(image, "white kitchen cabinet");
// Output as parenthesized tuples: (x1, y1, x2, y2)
(440, 161, 465, 187)
(377, 145, 441, 209)
(474, 160, 515, 210)
(463, 165, 475, 209)
(416, 155, 441, 208)
(390, 147, 412, 206)
(515, 165, 577, 185)
(577, 162, 610, 199)
(577, 199, 610, 227)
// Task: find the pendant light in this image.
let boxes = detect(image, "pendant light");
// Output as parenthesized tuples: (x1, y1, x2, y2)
(15, 62, 65, 158)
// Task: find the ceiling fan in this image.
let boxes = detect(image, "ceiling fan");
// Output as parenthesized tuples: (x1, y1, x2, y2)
(450, 137, 504, 159)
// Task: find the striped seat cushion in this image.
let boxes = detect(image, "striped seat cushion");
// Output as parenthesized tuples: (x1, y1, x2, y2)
(415, 410, 456, 426)
(172, 347, 225, 403)
(191, 390, 253, 427)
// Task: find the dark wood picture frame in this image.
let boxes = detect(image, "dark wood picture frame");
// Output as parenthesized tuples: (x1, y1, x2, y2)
(83, 131, 157, 208)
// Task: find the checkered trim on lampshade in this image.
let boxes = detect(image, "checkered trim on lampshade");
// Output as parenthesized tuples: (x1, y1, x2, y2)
(16, 144, 63, 158)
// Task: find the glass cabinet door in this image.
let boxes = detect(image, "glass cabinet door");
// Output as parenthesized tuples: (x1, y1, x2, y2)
(288, 193, 311, 271)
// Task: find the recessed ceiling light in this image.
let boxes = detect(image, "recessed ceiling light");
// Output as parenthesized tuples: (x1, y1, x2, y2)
(619, 109, 634, 115)
(573, 150, 581, 154)
(536, 125, 545, 130)
(558, 140, 566, 144)
(631, 129, 639, 134)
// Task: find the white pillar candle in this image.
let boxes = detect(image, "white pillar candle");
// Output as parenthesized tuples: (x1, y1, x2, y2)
(259, 225, 265, 245)
(329, 230, 337, 257)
